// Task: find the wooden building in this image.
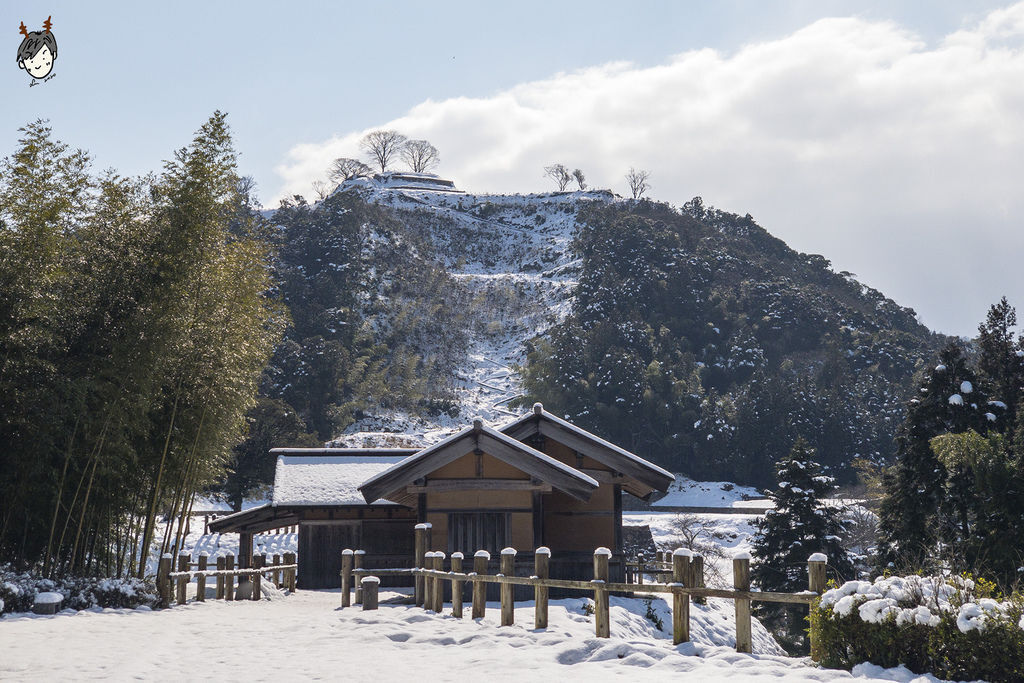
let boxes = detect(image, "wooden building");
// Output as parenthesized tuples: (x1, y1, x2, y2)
(210, 404, 672, 588)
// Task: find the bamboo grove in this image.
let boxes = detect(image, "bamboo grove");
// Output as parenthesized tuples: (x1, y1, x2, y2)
(0, 114, 285, 579)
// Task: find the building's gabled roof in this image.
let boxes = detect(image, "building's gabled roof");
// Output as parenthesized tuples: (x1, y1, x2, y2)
(500, 403, 674, 499)
(359, 418, 599, 505)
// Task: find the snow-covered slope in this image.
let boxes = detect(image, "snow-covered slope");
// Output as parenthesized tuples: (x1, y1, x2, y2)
(330, 180, 619, 446)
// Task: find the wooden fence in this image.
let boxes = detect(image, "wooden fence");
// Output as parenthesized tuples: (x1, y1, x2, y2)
(156, 550, 296, 607)
(342, 527, 827, 655)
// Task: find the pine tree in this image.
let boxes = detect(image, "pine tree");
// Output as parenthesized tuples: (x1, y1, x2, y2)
(751, 437, 854, 652)
(877, 343, 990, 571)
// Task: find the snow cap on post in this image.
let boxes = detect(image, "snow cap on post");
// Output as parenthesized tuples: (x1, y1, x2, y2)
(436, 551, 446, 560)
(535, 546, 551, 556)
(501, 547, 517, 556)
(594, 547, 612, 557)
(414, 522, 432, 530)
(361, 575, 381, 584)
(342, 549, 354, 556)
(733, 550, 752, 560)
(451, 552, 464, 560)
(162, 553, 173, 559)
(808, 552, 828, 563)
(354, 549, 366, 555)
(533, 402, 544, 415)
(673, 547, 693, 558)
(474, 550, 491, 559)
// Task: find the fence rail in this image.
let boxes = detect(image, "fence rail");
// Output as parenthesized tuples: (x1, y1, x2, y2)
(342, 526, 828, 656)
(156, 551, 296, 607)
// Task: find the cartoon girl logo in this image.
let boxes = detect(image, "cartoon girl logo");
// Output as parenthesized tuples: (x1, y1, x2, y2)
(17, 16, 57, 82)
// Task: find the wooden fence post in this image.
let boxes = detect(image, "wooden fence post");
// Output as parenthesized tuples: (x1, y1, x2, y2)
(500, 548, 516, 626)
(672, 548, 691, 644)
(251, 553, 263, 601)
(157, 554, 172, 607)
(637, 552, 645, 586)
(691, 554, 705, 604)
(273, 553, 281, 588)
(733, 552, 752, 653)
(472, 550, 489, 619)
(225, 554, 235, 601)
(361, 576, 380, 610)
(433, 552, 446, 613)
(196, 553, 208, 602)
(176, 551, 189, 605)
(341, 549, 353, 608)
(354, 550, 366, 605)
(284, 552, 296, 591)
(216, 556, 225, 600)
(451, 552, 464, 618)
(423, 552, 436, 612)
(414, 523, 431, 607)
(808, 552, 828, 662)
(535, 547, 550, 629)
(593, 547, 611, 638)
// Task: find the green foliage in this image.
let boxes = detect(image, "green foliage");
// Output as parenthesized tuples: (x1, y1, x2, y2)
(518, 199, 940, 486)
(811, 596, 1024, 682)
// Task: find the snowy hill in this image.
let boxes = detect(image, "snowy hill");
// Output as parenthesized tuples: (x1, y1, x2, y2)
(327, 181, 617, 446)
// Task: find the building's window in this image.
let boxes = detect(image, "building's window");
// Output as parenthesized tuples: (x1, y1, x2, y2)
(448, 512, 509, 555)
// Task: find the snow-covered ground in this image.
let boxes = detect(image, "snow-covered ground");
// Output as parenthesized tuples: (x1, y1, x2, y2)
(0, 588, 957, 682)
(653, 475, 764, 508)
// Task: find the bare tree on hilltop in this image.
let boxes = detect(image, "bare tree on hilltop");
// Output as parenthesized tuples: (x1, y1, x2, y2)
(401, 139, 440, 173)
(328, 157, 372, 183)
(544, 163, 572, 191)
(361, 130, 408, 173)
(572, 168, 586, 190)
(626, 167, 650, 199)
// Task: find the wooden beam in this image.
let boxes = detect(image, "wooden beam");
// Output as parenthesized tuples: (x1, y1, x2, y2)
(478, 432, 595, 501)
(407, 479, 553, 493)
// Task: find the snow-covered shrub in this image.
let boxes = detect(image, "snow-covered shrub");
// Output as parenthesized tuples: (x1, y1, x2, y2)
(810, 574, 1024, 682)
(0, 565, 158, 615)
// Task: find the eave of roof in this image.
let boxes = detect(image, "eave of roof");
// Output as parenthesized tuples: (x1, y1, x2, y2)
(359, 418, 599, 505)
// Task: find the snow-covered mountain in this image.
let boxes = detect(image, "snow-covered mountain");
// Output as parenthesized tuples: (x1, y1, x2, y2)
(327, 174, 612, 446)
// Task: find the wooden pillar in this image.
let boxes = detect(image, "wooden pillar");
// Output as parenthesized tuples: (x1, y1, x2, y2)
(414, 523, 431, 607)
(500, 548, 516, 626)
(691, 554, 706, 604)
(340, 549, 353, 608)
(196, 553, 208, 602)
(224, 554, 235, 601)
(238, 532, 253, 569)
(672, 548, 691, 644)
(251, 553, 263, 601)
(808, 553, 828, 662)
(284, 552, 296, 592)
(273, 553, 282, 588)
(423, 551, 436, 612)
(361, 576, 379, 611)
(733, 552, 752, 654)
(451, 552, 464, 618)
(593, 547, 610, 638)
(157, 554, 172, 608)
(433, 552, 446, 613)
(354, 550, 366, 604)
(215, 556, 226, 600)
(176, 551, 189, 606)
(535, 547, 550, 629)
(613, 483, 623, 554)
(637, 552, 644, 586)
(472, 550, 489, 619)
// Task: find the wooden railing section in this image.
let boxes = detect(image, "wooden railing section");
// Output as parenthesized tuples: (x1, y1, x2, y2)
(343, 526, 828, 654)
(156, 551, 296, 607)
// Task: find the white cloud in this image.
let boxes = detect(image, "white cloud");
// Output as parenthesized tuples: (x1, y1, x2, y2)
(274, 5, 1024, 336)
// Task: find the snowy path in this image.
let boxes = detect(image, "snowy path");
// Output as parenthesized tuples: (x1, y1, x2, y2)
(1, 589, 949, 682)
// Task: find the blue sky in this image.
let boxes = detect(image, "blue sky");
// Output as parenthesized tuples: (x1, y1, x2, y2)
(3, 1, 1022, 336)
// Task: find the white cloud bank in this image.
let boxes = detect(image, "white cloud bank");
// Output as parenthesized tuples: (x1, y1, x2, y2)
(274, 5, 1024, 336)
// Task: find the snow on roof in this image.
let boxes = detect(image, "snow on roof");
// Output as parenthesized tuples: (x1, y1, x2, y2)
(273, 454, 410, 506)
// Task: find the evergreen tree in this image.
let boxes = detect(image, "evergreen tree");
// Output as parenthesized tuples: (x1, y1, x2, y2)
(877, 343, 990, 571)
(751, 437, 854, 652)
